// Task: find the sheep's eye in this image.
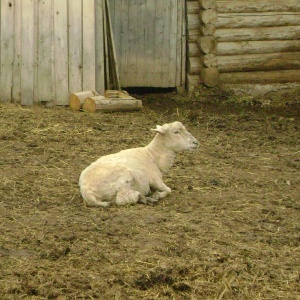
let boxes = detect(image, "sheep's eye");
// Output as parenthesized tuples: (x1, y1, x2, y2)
(174, 130, 180, 134)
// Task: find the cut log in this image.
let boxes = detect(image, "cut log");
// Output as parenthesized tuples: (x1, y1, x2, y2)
(69, 91, 96, 110)
(200, 67, 219, 87)
(201, 53, 218, 68)
(196, 36, 218, 54)
(217, 12, 300, 29)
(217, 0, 300, 13)
(218, 52, 300, 72)
(199, 9, 218, 25)
(200, 24, 216, 36)
(215, 25, 300, 42)
(82, 96, 143, 113)
(217, 40, 300, 56)
(199, 0, 216, 9)
(219, 70, 300, 84)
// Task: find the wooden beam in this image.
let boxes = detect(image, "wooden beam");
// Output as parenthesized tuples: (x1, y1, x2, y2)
(215, 25, 300, 42)
(218, 52, 300, 72)
(217, 12, 300, 29)
(217, 40, 300, 56)
(217, 0, 300, 13)
(188, 42, 201, 57)
(219, 70, 300, 84)
(187, 13, 200, 30)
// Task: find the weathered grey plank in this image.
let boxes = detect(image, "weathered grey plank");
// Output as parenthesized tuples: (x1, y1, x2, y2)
(21, 0, 35, 105)
(0, 0, 14, 102)
(37, 0, 55, 102)
(82, 0, 96, 91)
(54, 0, 68, 105)
(95, 0, 105, 94)
(68, 0, 83, 94)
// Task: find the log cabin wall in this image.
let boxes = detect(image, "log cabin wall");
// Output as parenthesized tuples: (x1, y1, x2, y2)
(186, 0, 300, 91)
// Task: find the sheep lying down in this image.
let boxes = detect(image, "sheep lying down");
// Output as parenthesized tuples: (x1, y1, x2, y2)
(79, 121, 199, 207)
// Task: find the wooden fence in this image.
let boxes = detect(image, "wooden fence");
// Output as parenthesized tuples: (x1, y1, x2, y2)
(186, 0, 300, 90)
(0, 0, 105, 105)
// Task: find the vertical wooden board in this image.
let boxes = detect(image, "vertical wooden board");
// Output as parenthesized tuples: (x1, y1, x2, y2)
(136, 0, 147, 86)
(126, 0, 138, 86)
(69, 0, 82, 93)
(37, 0, 55, 102)
(21, 0, 35, 105)
(82, 0, 96, 91)
(111, 0, 122, 83)
(154, 0, 164, 87)
(160, 0, 170, 87)
(177, 0, 185, 87)
(12, 0, 22, 102)
(0, 0, 15, 101)
(95, 0, 105, 94)
(54, 0, 68, 105)
(119, 0, 129, 86)
(145, 0, 155, 86)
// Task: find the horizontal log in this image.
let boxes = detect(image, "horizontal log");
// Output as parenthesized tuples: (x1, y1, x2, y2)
(217, 0, 300, 13)
(217, 12, 300, 29)
(187, 57, 202, 75)
(219, 70, 300, 84)
(199, 0, 217, 9)
(217, 40, 300, 55)
(199, 9, 218, 25)
(187, 0, 217, 14)
(187, 29, 201, 43)
(196, 36, 218, 54)
(215, 25, 300, 42)
(187, 2, 199, 14)
(187, 14, 200, 30)
(188, 42, 201, 57)
(218, 52, 300, 72)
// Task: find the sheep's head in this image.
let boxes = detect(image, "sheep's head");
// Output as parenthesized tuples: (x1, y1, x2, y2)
(151, 121, 199, 152)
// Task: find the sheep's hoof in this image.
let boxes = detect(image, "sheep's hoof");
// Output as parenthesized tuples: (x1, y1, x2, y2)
(137, 196, 148, 205)
(145, 197, 159, 204)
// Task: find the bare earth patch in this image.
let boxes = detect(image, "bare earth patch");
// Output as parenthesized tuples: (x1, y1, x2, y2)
(0, 90, 299, 299)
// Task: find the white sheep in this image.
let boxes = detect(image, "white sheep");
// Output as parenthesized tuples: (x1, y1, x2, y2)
(79, 121, 199, 207)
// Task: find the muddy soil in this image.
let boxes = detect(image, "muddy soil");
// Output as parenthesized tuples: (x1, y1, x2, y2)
(0, 89, 299, 299)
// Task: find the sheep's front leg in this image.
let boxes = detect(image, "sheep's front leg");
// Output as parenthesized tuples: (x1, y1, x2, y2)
(150, 177, 171, 201)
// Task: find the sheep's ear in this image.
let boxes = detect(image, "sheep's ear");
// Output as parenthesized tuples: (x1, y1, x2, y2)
(151, 125, 165, 134)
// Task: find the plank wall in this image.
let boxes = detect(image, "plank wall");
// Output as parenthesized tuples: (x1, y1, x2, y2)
(0, 0, 104, 105)
(108, 0, 186, 88)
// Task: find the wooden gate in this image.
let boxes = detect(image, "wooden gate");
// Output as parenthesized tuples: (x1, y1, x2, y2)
(109, 0, 185, 88)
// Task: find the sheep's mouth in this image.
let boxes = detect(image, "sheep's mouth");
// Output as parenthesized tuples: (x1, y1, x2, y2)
(189, 144, 199, 150)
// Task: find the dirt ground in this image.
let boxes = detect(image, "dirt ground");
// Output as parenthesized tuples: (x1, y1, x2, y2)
(0, 88, 299, 299)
